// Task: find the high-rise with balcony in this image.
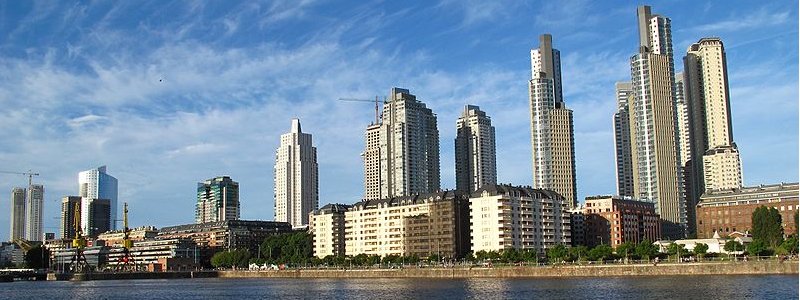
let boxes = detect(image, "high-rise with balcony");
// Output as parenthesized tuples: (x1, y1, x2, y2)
(195, 176, 240, 223)
(9, 187, 26, 241)
(60, 196, 82, 239)
(529, 34, 577, 208)
(613, 82, 634, 197)
(363, 87, 440, 200)
(274, 118, 319, 228)
(24, 184, 44, 241)
(78, 165, 118, 232)
(683, 38, 743, 218)
(624, 5, 685, 238)
(455, 105, 497, 193)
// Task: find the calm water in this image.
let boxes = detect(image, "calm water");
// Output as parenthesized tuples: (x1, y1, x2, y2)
(2, 275, 797, 299)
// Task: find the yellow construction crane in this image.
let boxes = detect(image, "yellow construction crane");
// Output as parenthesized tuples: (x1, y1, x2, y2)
(0, 170, 40, 187)
(69, 204, 90, 273)
(115, 202, 137, 272)
(338, 96, 383, 125)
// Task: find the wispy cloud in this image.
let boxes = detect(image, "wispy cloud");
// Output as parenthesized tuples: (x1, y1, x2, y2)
(686, 8, 791, 33)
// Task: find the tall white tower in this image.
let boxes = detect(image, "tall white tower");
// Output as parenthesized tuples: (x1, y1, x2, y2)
(78, 165, 118, 233)
(363, 87, 440, 200)
(274, 118, 319, 228)
(25, 184, 44, 241)
(455, 105, 497, 192)
(529, 34, 578, 208)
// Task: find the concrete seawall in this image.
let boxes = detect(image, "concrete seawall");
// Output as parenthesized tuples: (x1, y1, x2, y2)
(47, 271, 218, 281)
(218, 261, 798, 279)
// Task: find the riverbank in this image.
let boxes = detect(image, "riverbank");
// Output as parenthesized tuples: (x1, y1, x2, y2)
(41, 260, 797, 281)
(219, 261, 798, 279)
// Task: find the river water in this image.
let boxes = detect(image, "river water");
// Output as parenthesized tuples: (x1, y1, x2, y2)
(2, 275, 796, 299)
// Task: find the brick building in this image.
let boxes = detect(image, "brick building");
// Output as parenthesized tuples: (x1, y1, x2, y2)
(583, 195, 661, 248)
(696, 182, 798, 239)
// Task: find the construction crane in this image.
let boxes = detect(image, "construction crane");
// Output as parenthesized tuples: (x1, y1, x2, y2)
(0, 170, 40, 187)
(338, 96, 383, 125)
(69, 204, 90, 273)
(114, 202, 137, 272)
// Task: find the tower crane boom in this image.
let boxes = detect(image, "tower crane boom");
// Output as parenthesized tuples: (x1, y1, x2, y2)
(0, 170, 40, 187)
(338, 97, 383, 125)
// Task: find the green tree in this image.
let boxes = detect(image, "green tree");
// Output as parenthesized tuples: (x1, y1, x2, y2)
(546, 245, 569, 263)
(779, 235, 798, 255)
(588, 245, 613, 261)
(723, 240, 743, 253)
(666, 243, 687, 257)
(502, 248, 521, 263)
(615, 242, 636, 260)
(747, 240, 770, 256)
(751, 206, 784, 249)
(24, 245, 49, 269)
(210, 249, 250, 269)
(569, 245, 589, 262)
(260, 232, 313, 264)
(693, 243, 709, 257)
(634, 240, 658, 260)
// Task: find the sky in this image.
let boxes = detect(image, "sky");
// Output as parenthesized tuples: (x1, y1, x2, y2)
(0, 0, 797, 238)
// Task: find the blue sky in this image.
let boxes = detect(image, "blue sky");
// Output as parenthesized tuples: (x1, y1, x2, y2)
(0, 0, 797, 238)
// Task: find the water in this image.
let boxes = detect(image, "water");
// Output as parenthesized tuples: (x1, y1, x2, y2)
(2, 275, 796, 299)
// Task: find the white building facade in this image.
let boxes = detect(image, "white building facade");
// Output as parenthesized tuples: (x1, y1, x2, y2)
(78, 165, 118, 232)
(25, 184, 44, 241)
(274, 118, 319, 228)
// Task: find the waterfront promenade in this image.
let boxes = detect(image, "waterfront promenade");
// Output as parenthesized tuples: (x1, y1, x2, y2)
(222, 260, 797, 279)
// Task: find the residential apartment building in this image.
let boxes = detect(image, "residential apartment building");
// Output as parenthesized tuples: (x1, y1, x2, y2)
(469, 185, 571, 254)
(158, 220, 292, 254)
(363, 87, 440, 200)
(455, 105, 497, 193)
(529, 34, 578, 208)
(583, 196, 661, 248)
(274, 118, 319, 228)
(97, 226, 158, 247)
(9, 187, 26, 241)
(79, 166, 118, 231)
(696, 183, 798, 239)
(25, 184, 44, 241)
(613, 82, 635, 197)
(344, 190, 469, 259)
(683, 38, 744, 223)
(195, 176, 240, 223)
(309, 203, 350, 258)
(620, 5, 685, 238)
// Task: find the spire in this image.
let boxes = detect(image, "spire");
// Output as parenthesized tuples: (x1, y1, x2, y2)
(291, 118, 301, 133)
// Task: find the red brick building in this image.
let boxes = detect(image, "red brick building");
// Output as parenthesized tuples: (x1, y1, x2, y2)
(696, 183, 798, 239)
(583, 196, 661, 248)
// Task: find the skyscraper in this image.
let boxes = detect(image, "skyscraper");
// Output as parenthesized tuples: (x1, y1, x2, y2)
(613, 82, 634, 197)
(78, 166, 118, 232)
(195, 176, 240, 223)
(274, 118, 319, 228)
(86, 198, 111, 237)
(624, 5, 685, 238)
(60, 196, 82, 239)
(455, 105, 497, 192)
(683, 38, 743, 226)
(363, 87, 440, 199)
(24, 184, 44, 241)
(529, 34, 578, 208)
(9, 187, 26, 241)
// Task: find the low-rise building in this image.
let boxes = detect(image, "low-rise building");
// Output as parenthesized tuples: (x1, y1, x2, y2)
(106, 238, 202, 271)
(469, 185, 571, 254)
(696, 182, 799, 239)
(97, 226, 158, 248)
(310, 204, 350, 258)
(344, 190, 470, 259)
(157, 220, 292, 254)
(583, 195, 660, 248)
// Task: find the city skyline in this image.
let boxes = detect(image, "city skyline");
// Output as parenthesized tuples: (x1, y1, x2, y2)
(0, 1, 796, 238)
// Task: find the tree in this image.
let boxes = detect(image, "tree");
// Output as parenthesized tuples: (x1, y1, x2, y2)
(588, 245, 613, 261)
(615, 242, 636, 260)
(779, 235, 798, 255)
(210, 249, 250, 269)
(747, 240, 770, 256)
(634, 240, 658, 260)
(569, 245, 589, 262)
(723, 240, 743, 253)
(751, 206, 784, 249)
(666, 243, 687, 258)
(260, 232, 313, 264)
(546, 245, 569, 263)
(24, 245, 49, 269)
(693, 243, 709, 257)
